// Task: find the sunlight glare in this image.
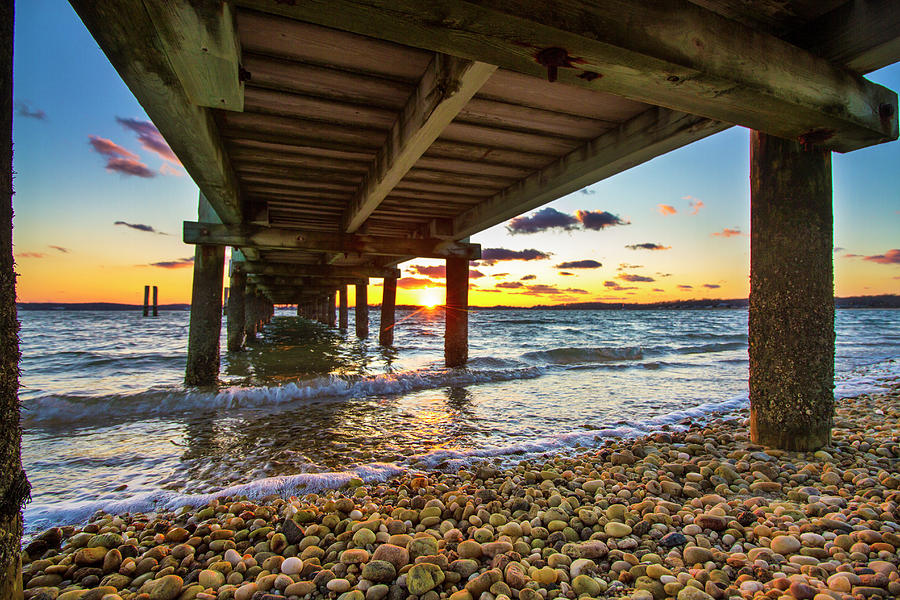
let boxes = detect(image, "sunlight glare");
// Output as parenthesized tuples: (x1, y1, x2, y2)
(420, 288, 443, 308)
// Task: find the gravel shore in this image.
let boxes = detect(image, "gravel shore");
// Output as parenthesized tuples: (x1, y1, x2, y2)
(20, 389, 900, 600)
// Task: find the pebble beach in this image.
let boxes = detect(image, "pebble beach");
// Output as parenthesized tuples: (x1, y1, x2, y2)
(19, 387, 900, 600)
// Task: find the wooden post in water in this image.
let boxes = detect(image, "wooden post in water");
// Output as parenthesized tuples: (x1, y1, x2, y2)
(380, 276, 397, 346)
(1, 2, 29, 594)
(327, 292, 336, 327)
(226, 267, 246, 351)
(445, 257, 469, 367)
(339, 286, 348, 330)
(143, 285, 150, 317)
(355, 282, 368, 338)
(244, 288, 258, 342)
(749, 131, 834, 451)
(296, 303, 302, 317)
(152, 286, 158, 317)
(185, 195, 225, 386)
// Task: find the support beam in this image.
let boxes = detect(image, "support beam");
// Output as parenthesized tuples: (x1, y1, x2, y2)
(339, 286, 349, 330)
(444, 257, 469, 367)
(227, 267, 246, 351)
(237, 0, 898, 152)
(240, 262, 400, 280)
(749, 131, 834, 451)
(379, 276, 397, 346)
(142, 0, 244, 111)
(1, 1, 28, 595)
(344, 54, 496, 232)
(185, 216, 226, 385)
(355, 282, 368, 338)
(244, 289, 258, 342)
(185, 222, 480, 259)
(152, 286, 158, 317)
(247, 275, 366, 288)
(143, 285, 150, 317)
(327, 292, 336, 327)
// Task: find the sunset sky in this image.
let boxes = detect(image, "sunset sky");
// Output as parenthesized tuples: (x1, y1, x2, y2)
(11, 1, 900, 307)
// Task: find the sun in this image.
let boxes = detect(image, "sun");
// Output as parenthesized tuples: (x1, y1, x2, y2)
(419, 287, 443, 308)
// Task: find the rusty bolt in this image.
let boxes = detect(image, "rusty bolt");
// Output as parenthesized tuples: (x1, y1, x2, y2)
(536, 47, 573, 83)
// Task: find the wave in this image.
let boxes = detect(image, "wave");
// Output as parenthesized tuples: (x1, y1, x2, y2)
(521, 346, 642, 364)
(22, 366, 543, 427)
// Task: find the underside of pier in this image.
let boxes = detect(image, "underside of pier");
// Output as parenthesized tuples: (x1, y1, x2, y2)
(3, 0, 900, 593)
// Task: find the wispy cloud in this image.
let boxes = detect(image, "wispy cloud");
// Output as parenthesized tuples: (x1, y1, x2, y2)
(520, 274, 536, 281)
(712, 227, 743, 238)
(89, 135, 155, 178)
(861, 249, 900, 264)
(657, 204, 677, 216)
(677, 284, 693, 290)
(604, 280, 636, 291)
(555, 259, 602, 269)
(115, 221, 166, 235)
(15, 101, 47, 120)
(496, 281, 524, 289)
(48, 245, 69, 253)
(559, 271, 574, 276)
(833, 247, 845, 253)
(150, 256, 194, 269)
(702, 283, 721, 289)
(507, 207, 578, 234)
(408, 264, 485, 279)
(17, 251, 45, 259)
(617, 273, 655, 282)
(479, 248, 552, 265)
(625, 243, 670, 251)
(117, 117, 181, 165)
(683, 195, 705, 215)
(395, 277, 434, 289)
(576, 210, 628, 230)
(617, 263, 643, 271)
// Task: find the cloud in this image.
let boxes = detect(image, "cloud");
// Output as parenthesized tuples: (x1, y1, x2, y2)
(48, 245, 69, 253)
(652, 288, 664, 292)
(522, 284, 563, 295)
(159, 163, 184, 176)
(17, 252, 45, 258)
(480, 289, 502, 293)
(656, 272, 672, 278)
(580, 188, 597, 195)
(712, 227, 743, 238)
(495, 281, 524, 289)
(702, 283, 721, 289)
(617, 273, 655, 282)
(15, 101, 47, 120)
(480, 248, 552, 265)
(116, 117, 181, 164)
(617, 263, 643, 270)
(507, 207, 579, 234)
(677, 284, 693, 290)
(576, 210, 628, 230)
(115, 220, 164, 234)
(396, 277, 435, 289)
(150, 256, 194, 269)
(555, 259, 602, 269)
(408, 265, 486, 279)
(559, 271, 574, 276)
(604, 280, 636, 291)
(626, 243, 670, 251)
(520, 274, 536, 281)
(683, 196, 705, 215)
(862, 249, 900, 264)
(492, 273, 509, 278)
(657, 204, 677, 216)
(89, 135, 155, 178)
(833, 247, 845, 253)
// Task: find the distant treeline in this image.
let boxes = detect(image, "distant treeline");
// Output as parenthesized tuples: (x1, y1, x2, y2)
(17, 303, 190, 311)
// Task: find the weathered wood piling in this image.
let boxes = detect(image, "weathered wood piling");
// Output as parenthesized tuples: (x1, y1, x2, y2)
(749, 131, 835, 451)
(142, 285, 150, 317)
(444, 258, 469, 367)
(152, 286, 158, 317)
(379, 277, 397, 346)
(355, 282, 368, 338)
(226, 267, 246, 351)
(339, 287, 348, 330)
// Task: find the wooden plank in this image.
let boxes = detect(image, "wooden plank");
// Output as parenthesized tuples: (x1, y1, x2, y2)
(142, 0, 244, 111)
(70, 0, 243, 224)
(239, 176, 357, 193)
(404, 167, 513, 189)
(235, 0, 898, 151)
(244, 86, 397, 128)
(426, 141, 550, 169)
(459, 97, 612, 139)
(235, 164, 364, 184)
(230, 151, 369, 173)
(344, 55, 496, 232)
(414, 155, 532, 178)
(184, 221, 482, 259)
(219, 111, 387, 148)
(441, 122, 583, 154)
(393, 180, 498, 197)
(249, 275, 367, 287)
(239, 262, 401, 278)
(454, 107, 729, 238)
(229, 138, 375, 162)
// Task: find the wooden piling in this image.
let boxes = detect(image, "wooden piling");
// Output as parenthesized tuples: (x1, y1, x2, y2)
(339, 286, 348, 330)
(445, 257, 469, 367)
(244, 289, 258, 342)
(749, 131, 834, 451)
(226, 268, 246, 351)
(1, 1, 29, 594)
(355, 282, 369, 338)
(152, 286, 158, 317)
(143, 285, 150, 317)
(327, 292, 336, 327)
(380, 277, 397, 346)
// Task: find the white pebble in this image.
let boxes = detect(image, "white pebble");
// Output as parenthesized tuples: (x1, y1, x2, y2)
(224, 548, 242, 567)
(281, 556, 303, 575)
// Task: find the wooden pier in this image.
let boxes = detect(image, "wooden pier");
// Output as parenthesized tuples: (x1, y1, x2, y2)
(3, 1, 900, 593)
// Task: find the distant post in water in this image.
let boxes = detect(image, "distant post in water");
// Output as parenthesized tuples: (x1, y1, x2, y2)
(355, 281, 368, 338)
(380, 276, 397, 346)
(152, 286, 158, 317)
(339, 286, 348, 330)
(749, 131, 834, 451)
(445, 257, 469, 367)
(245, 289, 257, 341)
(143, 285, 150, 317)
(327, 291, 336, 327)
(226, 266, 246, 351)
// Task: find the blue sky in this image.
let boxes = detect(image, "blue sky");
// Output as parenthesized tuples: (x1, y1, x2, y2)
(11, 0, 900, 304)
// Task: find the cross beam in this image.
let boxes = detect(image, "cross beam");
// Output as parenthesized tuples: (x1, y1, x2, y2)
(238, 262, 400, 279)
(247, 275, 366, 288)
(185, 222, 481, 259)
(237, 0, 898, 151)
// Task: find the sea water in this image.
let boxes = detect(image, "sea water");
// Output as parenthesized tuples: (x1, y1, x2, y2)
(18, 307, 900, 533)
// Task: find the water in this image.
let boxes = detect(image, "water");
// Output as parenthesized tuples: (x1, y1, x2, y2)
(18, 307, 900, 533)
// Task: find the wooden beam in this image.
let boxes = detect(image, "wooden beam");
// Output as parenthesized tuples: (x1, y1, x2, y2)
(69, 0, 244, 223)
(184, 222, 481, 259)
(239, 262, 400, 279)
(142, 0, 244, 111)
(236, 0, 897, 152)
(247, 275, 367, 288)
(344, 54, 496, 232)
(454, 107, 727, 238)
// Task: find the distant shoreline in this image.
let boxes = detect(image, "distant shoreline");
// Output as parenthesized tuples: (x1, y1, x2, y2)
(16, 294, 898, 311)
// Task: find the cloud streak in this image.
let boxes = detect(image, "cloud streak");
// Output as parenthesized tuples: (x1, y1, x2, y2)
(150, 256, 194, 269)
(862, 249, 900, 264)
(617, 273, 655, 282)
(114, 221, 166, 234)
(15, 101, 47, 120)
(395, 277, 434, 289)
(683, 196, 705, 215)
(48, 245, 69, 253)
(89, 135, 155, 178)
(657, 204, 677, 216)
(505, 208, 628, 234)
(555, 259, 602, 269)
(712, 227, 743, 238)
(117, 117, 181, 165)
(480, 248, 552, 265)
(625, 243, 670, 251)
(576, 210, 627, 230)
